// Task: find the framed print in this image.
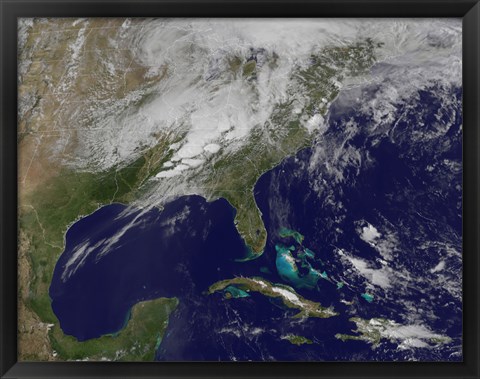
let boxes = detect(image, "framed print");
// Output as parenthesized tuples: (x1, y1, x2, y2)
(1, 0, 479, 378)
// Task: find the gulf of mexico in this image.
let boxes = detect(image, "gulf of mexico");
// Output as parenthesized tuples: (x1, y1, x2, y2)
(49, 196, 253, 342)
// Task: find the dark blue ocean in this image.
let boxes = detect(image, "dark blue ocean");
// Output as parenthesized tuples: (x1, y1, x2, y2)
(49, 85, 462, 361)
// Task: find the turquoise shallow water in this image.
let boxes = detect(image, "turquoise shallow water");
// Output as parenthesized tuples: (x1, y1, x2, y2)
(224, 285, 250, 298)
(275, 242, 321, 290)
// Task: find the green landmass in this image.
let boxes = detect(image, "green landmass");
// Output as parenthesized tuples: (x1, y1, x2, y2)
(336, 317, 399, 346)
(208, 276, 338, 319)
(297, 39, 377, 115)
(242, 60, 257, 77)
(19, 139, 175, 359)
(203, 39, 379, 259)
(227, 55, 243, 74)
(50, 297, 178, 361)
(282, 334, 313, 346)
(335, 317, 453, 348)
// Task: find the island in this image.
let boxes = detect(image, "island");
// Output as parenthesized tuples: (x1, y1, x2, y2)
(281, 334, 314, 346)
(335, 317, 452, 349)
(208, 277, 338, 319)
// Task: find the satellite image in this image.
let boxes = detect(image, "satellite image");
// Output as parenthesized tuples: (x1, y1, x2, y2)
(18, 18, 462, 361)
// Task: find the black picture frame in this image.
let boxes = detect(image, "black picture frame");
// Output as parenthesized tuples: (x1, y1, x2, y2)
(1, 1, 479, 378)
